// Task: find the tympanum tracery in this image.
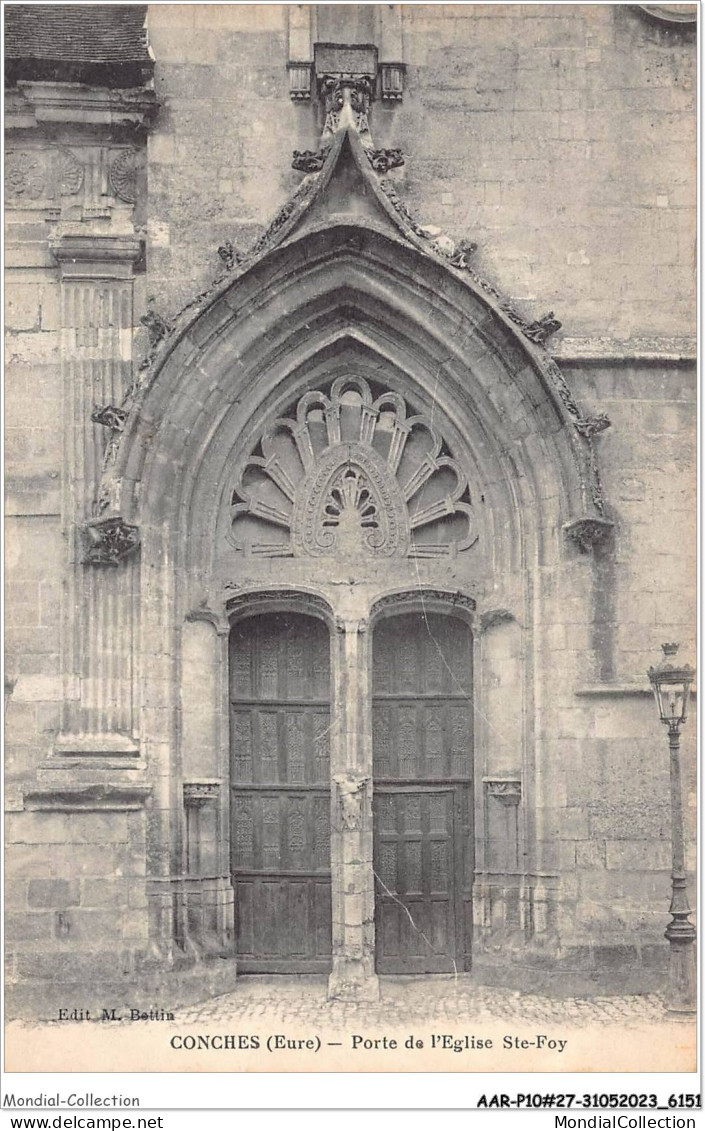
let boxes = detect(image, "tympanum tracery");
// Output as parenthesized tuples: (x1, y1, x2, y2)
(229, 376, 477, 559)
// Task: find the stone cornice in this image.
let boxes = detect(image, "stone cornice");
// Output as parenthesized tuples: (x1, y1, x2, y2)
(552, 337, 697, 364)
(53, 732, 140, 756)
(576, 683, 697, 698)
(23, 784, 151, 811)
(51, 234, 143, 279)
(6, 80, 157, 131)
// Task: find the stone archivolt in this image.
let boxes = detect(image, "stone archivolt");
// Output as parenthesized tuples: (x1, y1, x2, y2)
(229, 376, 477, 560)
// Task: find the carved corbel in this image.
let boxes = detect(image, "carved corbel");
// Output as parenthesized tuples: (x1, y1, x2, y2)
(82, 516, 140, 566)
(184, 782, 220, 807)
(564, 516, 614, 554)
(334, 615, 368, 636)
(186, 604, 231, 637)
(479, 608, 516, 633)
(486, 779, 522, 807)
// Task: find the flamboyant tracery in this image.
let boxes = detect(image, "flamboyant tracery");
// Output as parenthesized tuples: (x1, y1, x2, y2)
(229, 375, 477, 559)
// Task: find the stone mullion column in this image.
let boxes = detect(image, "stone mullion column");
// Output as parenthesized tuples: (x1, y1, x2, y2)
(328, 615, 379, 1001)
(53, 236, 142, 752)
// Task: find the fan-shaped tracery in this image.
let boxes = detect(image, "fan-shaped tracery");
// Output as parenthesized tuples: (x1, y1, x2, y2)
(229, 376, 478, 560)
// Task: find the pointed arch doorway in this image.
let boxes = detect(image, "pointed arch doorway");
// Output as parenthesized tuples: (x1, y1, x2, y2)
(372, 610, 474, 974)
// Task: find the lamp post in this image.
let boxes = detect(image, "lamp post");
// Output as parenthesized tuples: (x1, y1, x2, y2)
(647, 642, 696, 1018)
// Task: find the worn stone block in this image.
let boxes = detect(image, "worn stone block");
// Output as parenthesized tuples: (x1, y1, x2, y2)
(605, 841, 670, 872)
(80, 878, 127, 908)
(53, 909, 124, 943)
(27, 879, 80, 909)
(5, 911, 55, 942)
(5, 285, 41, 330)
(576, 841, 606, 869)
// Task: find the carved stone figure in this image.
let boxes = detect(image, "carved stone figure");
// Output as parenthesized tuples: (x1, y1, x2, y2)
(320, 76, 373, 144)
(291, 147, 330, 173)
(523, 312, 563, 344)
(575, 413, 612, 439)
(449, 239, 478, 269)
(91, 405, 127, 431)
(334, 773, 370, 831)
(140, 308, 171, 349)
(217, 240, 244, 270)
(366, 148, 404, 174)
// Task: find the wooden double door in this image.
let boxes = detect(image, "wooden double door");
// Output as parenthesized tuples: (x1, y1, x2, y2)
(229, 610, 473, 974)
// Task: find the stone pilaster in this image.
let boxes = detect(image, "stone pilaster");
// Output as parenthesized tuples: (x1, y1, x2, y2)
(52, 235, 142, 756)
(328, 615, 379, 1001)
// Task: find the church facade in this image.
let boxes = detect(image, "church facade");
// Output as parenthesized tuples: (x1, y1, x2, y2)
(4, 3, 697, 1014)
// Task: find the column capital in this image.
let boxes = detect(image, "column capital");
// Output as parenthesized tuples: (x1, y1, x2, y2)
(335, 614, 368, 635)
(51, 233, 143, 279)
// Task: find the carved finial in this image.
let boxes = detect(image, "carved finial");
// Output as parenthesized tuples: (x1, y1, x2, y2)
(564, 516, 614, 553)
(523, 312, 562, 345)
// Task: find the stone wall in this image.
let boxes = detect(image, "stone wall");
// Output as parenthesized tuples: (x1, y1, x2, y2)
(548, 358, 697, 982)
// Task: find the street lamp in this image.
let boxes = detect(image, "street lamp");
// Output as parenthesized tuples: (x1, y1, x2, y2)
(647, 642, 696, 1018)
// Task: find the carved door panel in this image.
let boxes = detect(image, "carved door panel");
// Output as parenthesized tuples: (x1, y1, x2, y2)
(230, 612, 332, 972)
(372, 612, 473, 974)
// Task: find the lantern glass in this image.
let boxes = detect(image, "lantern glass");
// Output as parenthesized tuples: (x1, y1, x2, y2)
(647, 644, 695, 727)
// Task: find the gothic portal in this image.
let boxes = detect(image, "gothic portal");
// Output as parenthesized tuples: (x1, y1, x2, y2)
(98, 78, 612, 1003)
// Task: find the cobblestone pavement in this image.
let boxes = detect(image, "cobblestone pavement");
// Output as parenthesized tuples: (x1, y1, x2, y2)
(177, 977, 666, 1029)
